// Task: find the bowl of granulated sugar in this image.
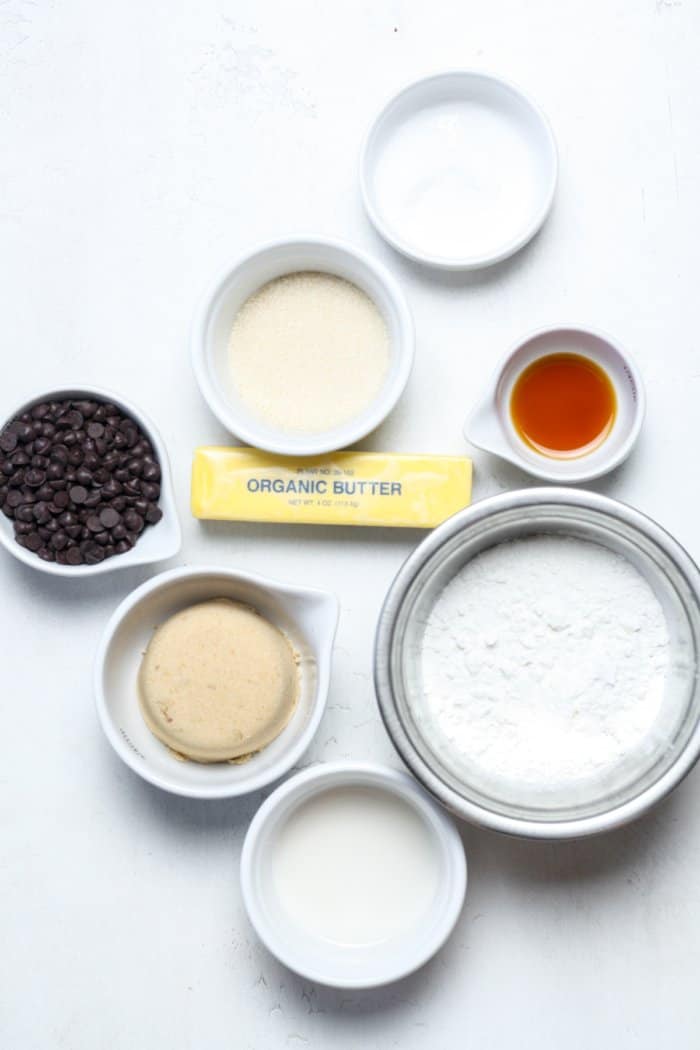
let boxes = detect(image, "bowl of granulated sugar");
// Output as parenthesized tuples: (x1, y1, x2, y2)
(375, 487, 700, 839)
(191, 236, 414, 456)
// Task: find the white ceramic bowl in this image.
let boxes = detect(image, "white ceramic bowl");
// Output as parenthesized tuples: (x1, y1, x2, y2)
(94, 566, 339, 798)
(0, 385, 181, 577)
(361, 70, 558, 270)
(191, 236, 415, 456)
(464, 325, 646, 483)
(241, 761, 467, 988)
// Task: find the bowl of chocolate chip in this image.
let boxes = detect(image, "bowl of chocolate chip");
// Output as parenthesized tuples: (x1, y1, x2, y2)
(0, 386, 181, 576)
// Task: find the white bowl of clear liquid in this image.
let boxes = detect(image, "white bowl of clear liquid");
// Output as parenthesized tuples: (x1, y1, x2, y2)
(361, 70, 557, 269)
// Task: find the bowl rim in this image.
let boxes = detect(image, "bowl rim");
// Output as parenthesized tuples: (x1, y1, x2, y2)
(240, 760, 467, 988)
(94, 564, 339, 799)
(359, 69, 558, 271)
(0, 384, 181, 577)
(190, 234, 415, 457)
(464, 323, 647, 483)
(374, 487, 700, 839)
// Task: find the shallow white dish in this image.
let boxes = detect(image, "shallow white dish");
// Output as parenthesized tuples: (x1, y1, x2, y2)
(241, 761, 467, 988)
(0, 385, 181, 577)
(191, 236, 414, 457)
(464, 325, 645, 483)
(361, 70, 557, 270)
(94, 566, 339, 799)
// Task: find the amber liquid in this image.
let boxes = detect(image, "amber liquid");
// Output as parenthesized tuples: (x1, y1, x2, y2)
(510, 353, 616, 459)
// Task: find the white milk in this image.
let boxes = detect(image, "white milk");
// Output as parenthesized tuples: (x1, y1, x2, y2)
(271, 786, 440, 946)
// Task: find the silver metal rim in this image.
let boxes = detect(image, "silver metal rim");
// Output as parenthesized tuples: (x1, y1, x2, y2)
(374, 487, 700, 839)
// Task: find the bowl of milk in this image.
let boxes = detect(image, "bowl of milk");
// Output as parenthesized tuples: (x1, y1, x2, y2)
(240, 761, 466, 987)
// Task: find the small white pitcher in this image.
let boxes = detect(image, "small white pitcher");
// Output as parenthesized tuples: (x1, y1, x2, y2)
(464, 325, 646, 484)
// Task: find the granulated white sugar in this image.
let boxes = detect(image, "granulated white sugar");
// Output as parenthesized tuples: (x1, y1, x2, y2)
(228, 271, 390, 433)
(418, 535, 670, 792)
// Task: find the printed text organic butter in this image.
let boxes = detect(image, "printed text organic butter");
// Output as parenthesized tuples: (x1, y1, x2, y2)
(191, 448, 472, 528)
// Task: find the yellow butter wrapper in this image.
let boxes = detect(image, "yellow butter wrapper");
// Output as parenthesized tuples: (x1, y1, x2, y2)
(191, 447, 472, 528)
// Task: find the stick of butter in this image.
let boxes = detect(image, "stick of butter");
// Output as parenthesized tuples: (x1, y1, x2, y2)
(191, 447, 472, 528)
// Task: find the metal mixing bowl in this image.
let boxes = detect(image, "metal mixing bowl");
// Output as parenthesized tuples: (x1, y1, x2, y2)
(374, 489, 700, 839)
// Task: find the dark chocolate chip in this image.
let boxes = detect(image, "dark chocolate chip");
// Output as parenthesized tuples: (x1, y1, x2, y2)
(141, 482, 159, 501)
(32, 502, 51, 525)
(74, 400, 97, 418)
(123, 510, 144, 533)
(69, 485, 88, 504)
(142, 460, 161, 482)
(102, 451, 121, 470)
(12, 421, 34, 442)
(101, 478, 122, 498)
(0, 430, 18, 452)
(99, 507, 120, 528)
(82, 542, 105, 565)
(24, 469, 46, 488)
(51, 530, 69, 550)
(145, 503, 163, 525)
(50, 445, 68, 464)
(33, 436, 51, 456)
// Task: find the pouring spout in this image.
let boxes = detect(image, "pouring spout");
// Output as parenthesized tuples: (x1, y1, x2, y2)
(463, 395, 507, 456)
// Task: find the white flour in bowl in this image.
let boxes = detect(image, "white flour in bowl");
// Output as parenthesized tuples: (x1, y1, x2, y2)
(418, 535, 670, 792)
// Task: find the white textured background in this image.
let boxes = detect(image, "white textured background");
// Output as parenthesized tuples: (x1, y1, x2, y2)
(2, 1, 699, 1047)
